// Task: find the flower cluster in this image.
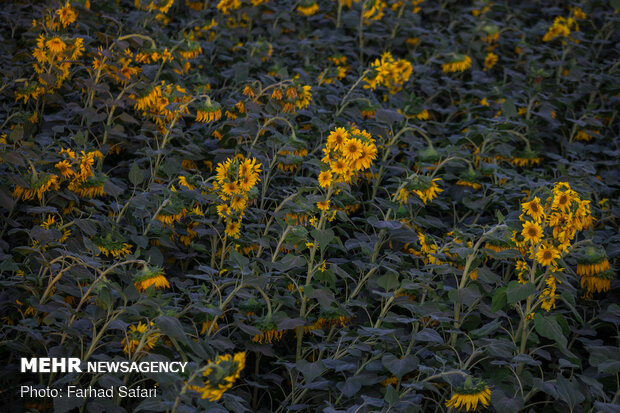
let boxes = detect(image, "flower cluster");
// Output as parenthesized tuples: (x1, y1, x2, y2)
(318, 127, 377, 189)
(363, 0, 387, 23)
(320, 55, 349, 85)
(270, 83, 313, 113)
(32, 34, 84, 93)
(14, 149, 104, 201)
(542, 8, 585, 43)
(134, 0, 175, 14)
(131, 82, 191, 132)
(213, 155, 262, 238)
(364, 52, 413, 93)
(513, 182, 593, 310)
(189, 352, 246, 401)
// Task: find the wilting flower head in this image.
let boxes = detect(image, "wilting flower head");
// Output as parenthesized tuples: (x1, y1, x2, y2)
(134, 266, 170, 292)
(445, 379, 491, 411)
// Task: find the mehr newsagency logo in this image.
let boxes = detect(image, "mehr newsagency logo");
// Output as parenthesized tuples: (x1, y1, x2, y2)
(19, 357, 187, 399)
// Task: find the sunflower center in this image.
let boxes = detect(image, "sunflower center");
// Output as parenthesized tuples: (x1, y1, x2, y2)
(528, 228, 538, 236)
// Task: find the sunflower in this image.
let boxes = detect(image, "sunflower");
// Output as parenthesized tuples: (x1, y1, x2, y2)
(342, 138, 364, 160)
(96, 239, 132, 259)
(297, 1, 319, 16)
(412, 178, 443, 204)
(46, 37, 67, 54)
(315, 170, 333, 189)
(330, 159, 348, 175)
(327, 127, 349, 150)
(521, 197, 545, 222)
(445, 383, 491, 411)
(483, 52, 498, 70)
(521, 221, 543, 244)
(57, 2, 78, 28)
(200, 316, 220, 335)
(222, 181, 240, 196)
(217, 204, 231, 218)
(581, 271, 613, 294)
(352, 142, 377, 170)
(230, 196, 247, 212)
(551, 188, 574, 211)
(316, 200, 330, 211)
(134, 266, 170, 292)
(216, 0, 242, 14)
(215, 158, 232, 183)
(442, 54, 472, 73)
(577, 258, 610, 277)
(536, 244, 561, 267)
(68, 175, 106, 198)
(122, 321, 160, 355)
(177, 176, 195, 190)
(252, 328, 284, 343)
(188, 352, 246, 401)
(225, 219, 241, 238)
(13, 174, 60, 201)
(54, 160, 75, 178)
(576, 246, 610, 277)
(515, 260, 529, 283)
(196, 106, 222, 123)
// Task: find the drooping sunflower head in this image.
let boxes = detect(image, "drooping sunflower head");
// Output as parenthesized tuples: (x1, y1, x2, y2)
(445, 379, 491, 412)
(134, 266, 170, 292)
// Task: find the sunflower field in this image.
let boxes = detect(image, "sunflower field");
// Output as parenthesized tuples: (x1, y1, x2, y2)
(0, 0, 619, 412)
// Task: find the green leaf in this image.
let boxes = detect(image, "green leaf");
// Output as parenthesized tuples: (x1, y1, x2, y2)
(9, 125, 23, 143)
(384, 384, 400, 405)
(311, 228, 334, 251)
(534, 313, 567, 349)
(377, 272, 399, 291)
(496, 209, 505, 224)
(296, 360, 325, 384)
(129, 162, 144, 186)
(506, 281, 535, 303)
(155, 316, 188, 345)
(382, 354, 419, 379)
(73, 130, 86, 146)
(502, 98, 517, 118)
(491, 287, 507, 312)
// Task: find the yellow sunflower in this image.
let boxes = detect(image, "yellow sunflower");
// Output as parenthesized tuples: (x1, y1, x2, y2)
(316, 200, 330, 211)
(521, 197, 545, 222)
(536, 244, 561, 267)
(327, 127, 349, 150)
(225, 220, 241, 238)
(521, 221, 543, 244)
(445, 384, 491, 411)
(318, 170, 333, 188)
(342, 138, 363, 160)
